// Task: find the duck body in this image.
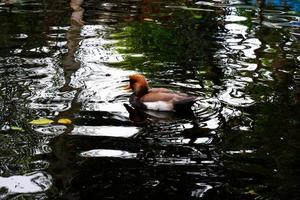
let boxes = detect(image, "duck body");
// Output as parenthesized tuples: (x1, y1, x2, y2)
(126, 74, 196, 112)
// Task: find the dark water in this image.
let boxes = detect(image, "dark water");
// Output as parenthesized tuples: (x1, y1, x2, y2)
(0, 0, 300, 199)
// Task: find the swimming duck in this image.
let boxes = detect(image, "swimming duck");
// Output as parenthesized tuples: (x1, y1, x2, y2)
(125, 74, 196, 112)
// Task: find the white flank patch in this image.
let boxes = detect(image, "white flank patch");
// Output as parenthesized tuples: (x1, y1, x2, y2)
(144, 101, 174, 111)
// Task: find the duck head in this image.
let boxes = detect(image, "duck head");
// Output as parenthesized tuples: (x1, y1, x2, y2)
(125, 74, 149, 97)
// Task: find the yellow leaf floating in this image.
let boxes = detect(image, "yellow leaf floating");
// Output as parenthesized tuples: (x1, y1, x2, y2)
(11, 126, 25, 132)
(144, 18, 154, 22)
(245, 190, 258, 196)
(29, 118, 54, 125)
(58, 118, 72, 125)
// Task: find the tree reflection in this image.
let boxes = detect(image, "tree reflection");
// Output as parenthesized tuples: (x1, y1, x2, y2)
(49, 0, 85, 197)
(112, 7, 220, 73)
(215, 0, 300, 198)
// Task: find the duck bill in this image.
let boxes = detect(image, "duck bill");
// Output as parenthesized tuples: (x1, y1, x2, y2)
(123, 84, 131, 91)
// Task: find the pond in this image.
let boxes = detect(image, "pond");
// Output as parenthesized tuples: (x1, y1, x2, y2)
(0, 0, 299, 199)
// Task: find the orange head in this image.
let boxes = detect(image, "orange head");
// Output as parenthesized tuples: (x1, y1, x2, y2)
(125, 74, 149, 97)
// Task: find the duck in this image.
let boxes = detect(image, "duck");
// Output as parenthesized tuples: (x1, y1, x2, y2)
(124, 74, 196, 113)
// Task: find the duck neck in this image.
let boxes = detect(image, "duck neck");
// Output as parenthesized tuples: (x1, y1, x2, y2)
(135, 86, 148, 97)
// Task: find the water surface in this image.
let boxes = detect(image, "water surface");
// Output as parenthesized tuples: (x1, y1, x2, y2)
(0, 0, 299, 199)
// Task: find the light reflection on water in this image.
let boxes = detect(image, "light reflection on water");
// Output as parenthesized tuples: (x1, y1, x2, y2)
(0, 0, 299, 199)
(0, 172, 52, 199)
(80, 149, 138, 158)
(71, 126, 139, 137)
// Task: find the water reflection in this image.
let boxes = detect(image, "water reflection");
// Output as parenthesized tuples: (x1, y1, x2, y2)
(0, 172, 52, 199)
(191, 182, 213, 198)
(0, 0, 300, 199)
(80, 149, 138, 158)
(71, 126, 139, 137)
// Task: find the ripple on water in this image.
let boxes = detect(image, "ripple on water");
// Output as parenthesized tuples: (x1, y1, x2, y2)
(191, 183, 213, 198)
(149, 146, 204, 166)
(76, 25, 123, 64)
(225, 23, 248, 37)
(71, 126, 139, 138)
(80, 149, 138, 159)
(219, 78, 255, 107)
(0, 172, 52, 199)
(238, 62, 257, 71)
(69, 62, 134, 115)
(194, 137, 214, 144)
(193, 97, 222, 129)
(225, 15, 247, 22)
(11, 33, 28, 39)
(34, 125, 67, 136)
(29, 90, 76, 112)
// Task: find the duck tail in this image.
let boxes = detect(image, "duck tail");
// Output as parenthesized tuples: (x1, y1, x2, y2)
(174, 98, 196, 114)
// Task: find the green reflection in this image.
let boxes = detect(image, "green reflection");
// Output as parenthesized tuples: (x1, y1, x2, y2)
(110, 8, 219, 75)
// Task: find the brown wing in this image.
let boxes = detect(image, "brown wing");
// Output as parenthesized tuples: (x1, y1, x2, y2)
(149, 88, 173, 93)
(148, 87, 191, 97)
(141, 91, 192, 102)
